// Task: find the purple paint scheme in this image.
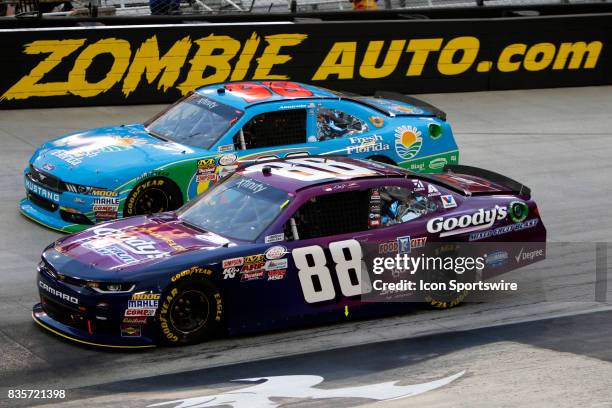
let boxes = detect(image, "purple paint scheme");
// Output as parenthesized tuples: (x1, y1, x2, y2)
(32, 156, 546, 348)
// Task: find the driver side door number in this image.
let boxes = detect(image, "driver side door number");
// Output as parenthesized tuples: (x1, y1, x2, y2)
(292, 239, 372, 304)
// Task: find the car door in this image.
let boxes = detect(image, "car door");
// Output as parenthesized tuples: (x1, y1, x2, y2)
(276, 186, 375, 311)
(229, 105, 322, 162)
(187, 106, 314, 200)
(273, 177, 442, 311)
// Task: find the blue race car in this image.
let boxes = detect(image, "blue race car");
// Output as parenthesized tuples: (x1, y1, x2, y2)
(21, 81, 458, 233)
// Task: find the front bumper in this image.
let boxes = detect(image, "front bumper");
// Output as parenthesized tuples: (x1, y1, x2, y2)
(33, 304, 155, 349)
(21, 169, 123, 233)
(33, 266, 157, 348)
(20, 198, 88, 234)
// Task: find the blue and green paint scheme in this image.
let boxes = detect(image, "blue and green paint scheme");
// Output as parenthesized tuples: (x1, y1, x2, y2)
(20, 81, 459, 233)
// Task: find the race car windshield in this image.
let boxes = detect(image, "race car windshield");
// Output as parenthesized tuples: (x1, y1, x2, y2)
(177, 174, 289, 241)
(145, 94, 243, 149)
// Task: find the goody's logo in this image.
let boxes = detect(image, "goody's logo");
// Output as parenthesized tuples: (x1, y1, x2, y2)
(25, 179, 60, 202)
(427, 205, 508, 237)
(394, 125, 422, 160)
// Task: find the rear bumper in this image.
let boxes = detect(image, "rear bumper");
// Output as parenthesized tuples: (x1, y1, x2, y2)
(33, 303, 156, 349)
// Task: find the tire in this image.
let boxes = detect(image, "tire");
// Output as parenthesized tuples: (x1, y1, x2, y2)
(366, 155, 396, 166)
(423, 244, 475, 310)
(423, 268, 471, 310)
(124, 177, 182, 217)
(157, 277, 224, 346)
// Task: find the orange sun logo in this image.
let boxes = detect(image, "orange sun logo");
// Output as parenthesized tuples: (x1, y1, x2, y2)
(394, 125, 423, 160)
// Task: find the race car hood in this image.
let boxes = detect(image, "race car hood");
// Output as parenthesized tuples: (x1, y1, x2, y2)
(51, 214, 233, 274)
(30, 124, 200, 188)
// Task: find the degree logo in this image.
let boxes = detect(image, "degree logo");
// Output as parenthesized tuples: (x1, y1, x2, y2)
(394, 126, 422, 160)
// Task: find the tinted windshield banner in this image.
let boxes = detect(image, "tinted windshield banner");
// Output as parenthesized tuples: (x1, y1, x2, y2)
(0, 13, 610, 108)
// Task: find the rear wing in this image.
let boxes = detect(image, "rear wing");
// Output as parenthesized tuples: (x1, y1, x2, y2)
(443, 164, 531, 199)
(374, 91, 447, 121)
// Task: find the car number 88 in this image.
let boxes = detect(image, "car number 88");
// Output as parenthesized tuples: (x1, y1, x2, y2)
(292, 239, 372, 303)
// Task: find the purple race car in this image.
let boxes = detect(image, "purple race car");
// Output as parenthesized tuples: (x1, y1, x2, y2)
(33, 156, 545, 348)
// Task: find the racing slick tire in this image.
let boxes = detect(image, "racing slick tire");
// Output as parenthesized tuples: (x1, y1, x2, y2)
(366, 155, 396, 166)
(423, 244, 477, 310)
(124, 177, 183, 217)
(157, 277, 224, 346)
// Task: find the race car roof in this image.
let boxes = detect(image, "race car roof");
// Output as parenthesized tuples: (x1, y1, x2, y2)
(237, 157, 523, 198)
(237, 156, 406, 193)
(194, 81, 442, 118)
(195, 81, 338, 110)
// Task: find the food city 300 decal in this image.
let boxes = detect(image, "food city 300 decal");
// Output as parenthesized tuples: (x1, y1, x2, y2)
(0, 20, 607, 107)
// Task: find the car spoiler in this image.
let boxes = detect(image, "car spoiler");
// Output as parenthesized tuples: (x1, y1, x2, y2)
(373, 91, 447, 121)
(442, 164, 531, 199)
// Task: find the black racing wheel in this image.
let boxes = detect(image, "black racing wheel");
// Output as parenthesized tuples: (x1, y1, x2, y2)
(157, 277, 224, 346)
(423, 244, 476, 310)
(124, 177, 182, 217)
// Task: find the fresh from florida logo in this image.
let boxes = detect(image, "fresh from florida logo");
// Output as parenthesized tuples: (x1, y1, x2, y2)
(394, 125, 422, 159)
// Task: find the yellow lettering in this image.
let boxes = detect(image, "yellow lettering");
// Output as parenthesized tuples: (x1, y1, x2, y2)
(553, 41, 602, 70)
(122, 35, 191, 97)
(359, 40, 406, 79)
(0, 39, 85, 101)
(253, 33, 307, 80)
(437, 36, 479, 75)
(68, 38, 132, 98)
(230, 32, 261, 81)
(497, 43, 527, 73)
(311, 42, 356, 80)
(177, 35, 240, 95)
(405, 38, 443, 76)
(523, 43, 556, 72)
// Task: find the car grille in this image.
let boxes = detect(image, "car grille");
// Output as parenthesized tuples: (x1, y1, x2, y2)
(28, 191, 58, 212)
(29, 164, 66, 192)
(40, 293, 87, 331)
(60, 210, 94, 225)
(39, 262, 120, 336)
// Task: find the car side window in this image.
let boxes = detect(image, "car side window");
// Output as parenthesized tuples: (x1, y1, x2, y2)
(284, 189, 370, 240)
(233, 109, 307, 150)
(368, 184, 438, 228)
(316, 108, 368, 141)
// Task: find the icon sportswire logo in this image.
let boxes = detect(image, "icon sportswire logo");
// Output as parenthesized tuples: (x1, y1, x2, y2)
(148, 372, 465, 408)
